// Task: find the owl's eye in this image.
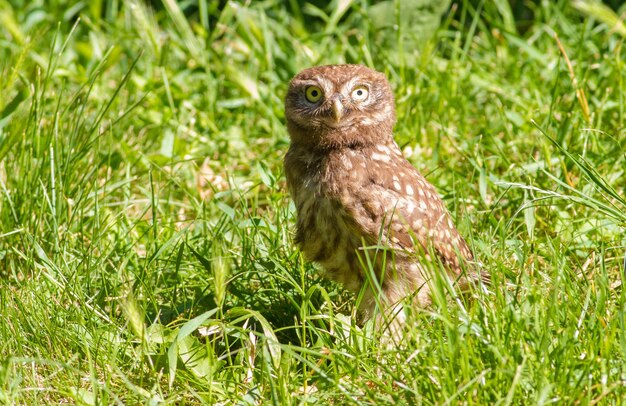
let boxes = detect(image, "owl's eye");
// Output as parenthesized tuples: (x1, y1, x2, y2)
(351, 85, 369, 101)
(305, 86, 323, 103)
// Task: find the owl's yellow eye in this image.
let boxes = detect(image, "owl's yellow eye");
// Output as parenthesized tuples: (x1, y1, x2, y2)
(305, 86, 323, 103)
(351, 85, 369, 101)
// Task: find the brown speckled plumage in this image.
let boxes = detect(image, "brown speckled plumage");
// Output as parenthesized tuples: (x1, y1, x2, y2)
(284, 64, 482, 322)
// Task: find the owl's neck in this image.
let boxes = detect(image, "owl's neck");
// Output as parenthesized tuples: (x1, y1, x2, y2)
(287, 120, 395, 153)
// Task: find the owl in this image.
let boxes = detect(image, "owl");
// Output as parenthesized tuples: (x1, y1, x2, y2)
(283, 64, 483, 326)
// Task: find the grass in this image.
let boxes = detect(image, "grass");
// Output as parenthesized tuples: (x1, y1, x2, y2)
(1, 0, 625, 403)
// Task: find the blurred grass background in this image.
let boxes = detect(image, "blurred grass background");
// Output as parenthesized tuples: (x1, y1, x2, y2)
(1, 0, 625, 403)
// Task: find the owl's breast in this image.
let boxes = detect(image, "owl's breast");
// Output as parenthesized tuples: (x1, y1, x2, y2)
(285, 146, 388, 290)
(287, 164, 362, 289)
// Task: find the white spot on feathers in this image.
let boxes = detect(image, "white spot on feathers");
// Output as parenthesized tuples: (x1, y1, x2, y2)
(341, 154, 353, 170)
(405, 201, 416, 214)
(376, 144, 391, 153)
(412, 218, 423, 230)
(371, 152, 390, 162)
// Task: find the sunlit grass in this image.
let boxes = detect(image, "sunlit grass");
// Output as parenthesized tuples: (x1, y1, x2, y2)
(1, 0, 625, 403)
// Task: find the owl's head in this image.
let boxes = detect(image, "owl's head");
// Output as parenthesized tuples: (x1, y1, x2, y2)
(285, 64, 396, 149)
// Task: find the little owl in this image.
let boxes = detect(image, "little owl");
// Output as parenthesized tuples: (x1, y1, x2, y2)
(284, 64, 483, 326)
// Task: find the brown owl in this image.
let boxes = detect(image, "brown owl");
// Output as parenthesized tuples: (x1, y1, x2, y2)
(283, 64, 483, 326)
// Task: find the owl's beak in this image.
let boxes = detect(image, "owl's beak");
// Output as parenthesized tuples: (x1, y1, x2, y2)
(331, 97, 344, 122)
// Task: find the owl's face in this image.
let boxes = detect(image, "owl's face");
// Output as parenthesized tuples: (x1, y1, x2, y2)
(285, 64, 396, 149)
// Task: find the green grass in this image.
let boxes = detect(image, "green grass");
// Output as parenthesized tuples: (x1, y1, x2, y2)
(1, 0, 625, 403)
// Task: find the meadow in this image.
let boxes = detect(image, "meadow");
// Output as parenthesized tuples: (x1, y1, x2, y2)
(1, 0, 625, 404)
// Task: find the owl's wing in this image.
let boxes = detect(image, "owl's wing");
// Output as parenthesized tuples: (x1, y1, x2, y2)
(345, 154, 473, 274)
